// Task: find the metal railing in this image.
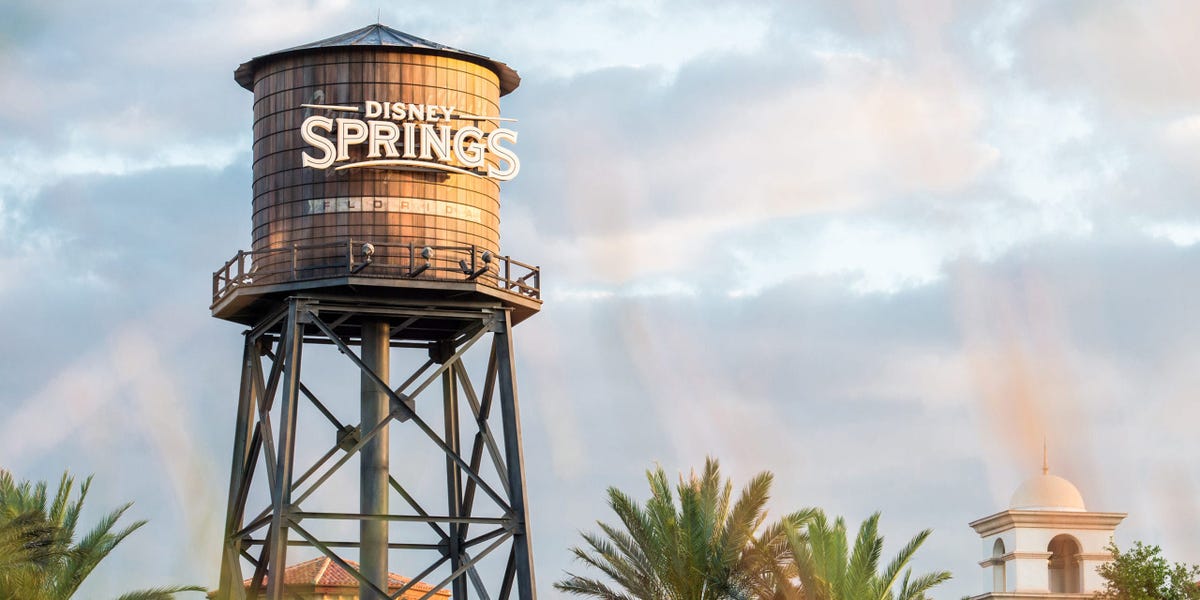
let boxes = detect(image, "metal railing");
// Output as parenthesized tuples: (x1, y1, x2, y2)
(212, 239, 541, 305)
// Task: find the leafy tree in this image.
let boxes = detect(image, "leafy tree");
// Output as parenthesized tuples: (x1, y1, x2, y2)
(0, 469, 204, 600)
(787, 510, 951, 600)
(554, 457, 812, 599)
(1096, 540, 1200, 600)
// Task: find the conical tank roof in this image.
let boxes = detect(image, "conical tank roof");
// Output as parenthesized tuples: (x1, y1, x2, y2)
(234, 23, 520, 95)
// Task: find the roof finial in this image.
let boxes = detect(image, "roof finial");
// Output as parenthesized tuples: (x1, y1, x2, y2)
(377, 8, 381, 24)
(1042, 437, 1049, 475)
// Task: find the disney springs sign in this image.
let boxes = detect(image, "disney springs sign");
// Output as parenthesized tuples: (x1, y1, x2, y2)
(299, 101, 520, 181)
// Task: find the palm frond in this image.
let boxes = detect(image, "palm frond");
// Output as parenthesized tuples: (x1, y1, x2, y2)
(555, 572, 638, 600)
(875, 528, 933, 598)
(791, 511, 949, 600)
(580, 530, 657, 593)
(114, 585, 207, 600)
(847, 512, 883, 600)
(47, 473, 74, 529)
(0, 470, 201, 600)
(556, 458, 797, 600)
(895, 569, 953, 600)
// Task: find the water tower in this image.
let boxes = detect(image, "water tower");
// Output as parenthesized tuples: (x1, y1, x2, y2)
(211, 24, 541, 600)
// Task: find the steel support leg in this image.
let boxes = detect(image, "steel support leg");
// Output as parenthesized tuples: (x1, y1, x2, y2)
(266, 300, 304, 600)
(495, 309, 538, 600)
(361, 319, 391, 599)
(214, 300, 538, 600)
(217, 337, 257, 600)
(444, 362, 467, 600)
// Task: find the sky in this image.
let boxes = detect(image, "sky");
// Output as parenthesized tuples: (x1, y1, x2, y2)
(2, 0, 1200, 598)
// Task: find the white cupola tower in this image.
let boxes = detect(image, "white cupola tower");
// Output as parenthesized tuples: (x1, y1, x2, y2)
(968, 453, 1125, 600)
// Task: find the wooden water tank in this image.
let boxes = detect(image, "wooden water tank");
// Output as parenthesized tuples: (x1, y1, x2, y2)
(242, 24, 518, 283)
(212, 25, 539, 324)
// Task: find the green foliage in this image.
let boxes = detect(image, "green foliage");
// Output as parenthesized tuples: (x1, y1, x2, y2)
(787, 510, 950, 600)
(554, 458, 951, 600)
(0, 471, 71, 592)
(1096, 541, 1200, 600)
(0, 469, 204, 600)
(554, 457, 809, 599)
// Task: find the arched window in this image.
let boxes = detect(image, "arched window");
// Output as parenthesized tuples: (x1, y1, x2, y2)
(992, 539, 1007, 592)
(1048, 534, 1082, 593)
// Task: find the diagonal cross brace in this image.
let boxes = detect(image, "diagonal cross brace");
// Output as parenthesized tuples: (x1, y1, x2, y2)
(307, 309, 513, 512)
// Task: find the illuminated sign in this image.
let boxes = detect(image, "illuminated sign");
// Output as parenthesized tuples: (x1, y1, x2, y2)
(299, 101, 520, 181)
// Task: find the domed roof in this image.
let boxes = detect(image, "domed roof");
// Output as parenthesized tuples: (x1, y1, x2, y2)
(1009, 473, 1086, 512)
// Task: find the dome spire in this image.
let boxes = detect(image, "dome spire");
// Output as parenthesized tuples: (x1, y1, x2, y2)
(1042, 438, 1048, 475)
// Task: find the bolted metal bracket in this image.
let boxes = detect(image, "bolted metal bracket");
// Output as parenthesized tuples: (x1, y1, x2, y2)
(389, 392, 417, 418)
(429, 339, 456, 364)
(335, 425, 360, 452)
(296, 306, 314, 324)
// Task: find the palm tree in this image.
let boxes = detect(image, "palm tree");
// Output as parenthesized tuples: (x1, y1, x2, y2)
(737, 514, 812, 600)
(0, 470, 69, 593)
(787, 510, 951, 600)
(0, 469, 204, 600)
(555, 457, 812, 600)
(0, 507, 62, 592)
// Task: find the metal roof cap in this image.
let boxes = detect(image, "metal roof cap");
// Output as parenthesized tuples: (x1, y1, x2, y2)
(233, 23, 520, 95)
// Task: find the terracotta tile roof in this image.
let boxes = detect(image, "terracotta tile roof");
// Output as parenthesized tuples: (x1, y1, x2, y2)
(238, 557, 450, 597)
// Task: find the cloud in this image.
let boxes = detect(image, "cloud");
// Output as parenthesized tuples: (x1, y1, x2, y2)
(520, 232, 1200, 595)
(1141, 220, 1200, 247)
(0, 307, 224, 587)
(519, 46, 995, 228)
(1018, 1, 1200, 117)
(506, 38, 1007, 296)
(3, 2, 1200, 599)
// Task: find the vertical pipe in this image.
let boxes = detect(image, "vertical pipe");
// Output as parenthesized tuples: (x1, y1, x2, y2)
(266, 300, 303, 600)
(495, 310, 538, 600)
(444, 364, 467, 599)
(360, 319, 390, 599)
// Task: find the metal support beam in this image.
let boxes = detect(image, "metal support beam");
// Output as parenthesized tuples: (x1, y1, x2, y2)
(215, 298, 538, 600)
(217, 337, 257, 600)
(443, 360, 467, 600)
(265, 299, 304, 600)
(361, 319, 391, 600)
(495, 309, 538, 600)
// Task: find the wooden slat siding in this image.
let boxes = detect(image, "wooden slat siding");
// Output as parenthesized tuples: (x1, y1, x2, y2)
(248, 49, 504, 283)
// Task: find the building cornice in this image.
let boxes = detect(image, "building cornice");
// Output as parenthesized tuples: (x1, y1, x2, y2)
(980, 551, 1055, 567)
(969, 510, 1127, 537)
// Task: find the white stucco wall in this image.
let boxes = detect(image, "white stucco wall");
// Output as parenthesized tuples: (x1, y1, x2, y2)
(978, 523, 1116, 595)
(1082, 558, 1110, 592)
(981, 532, 1015, 593)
